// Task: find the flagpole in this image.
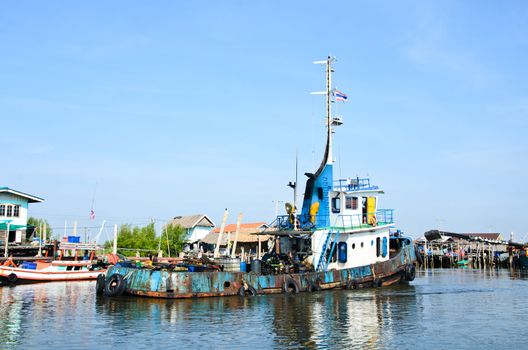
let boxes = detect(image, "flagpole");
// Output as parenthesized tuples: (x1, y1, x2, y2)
(90, 182, 97, 221)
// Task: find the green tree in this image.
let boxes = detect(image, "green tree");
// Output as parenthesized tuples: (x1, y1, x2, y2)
(104, 222, 187, 257)
(27, 217, 54, 240)
(160, 224, 187, 257)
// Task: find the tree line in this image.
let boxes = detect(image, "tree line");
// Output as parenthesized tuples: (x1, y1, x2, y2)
(103, 222, 187, 257)
(28, 217, 187, 257)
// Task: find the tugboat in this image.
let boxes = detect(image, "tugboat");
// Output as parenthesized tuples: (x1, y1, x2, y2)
(99, 57, 418, 298)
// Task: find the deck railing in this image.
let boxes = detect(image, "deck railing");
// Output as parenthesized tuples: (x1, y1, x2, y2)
(334, 209, 394, 231)
(272, 209, 394, 231)
(333, 178, 379, 192)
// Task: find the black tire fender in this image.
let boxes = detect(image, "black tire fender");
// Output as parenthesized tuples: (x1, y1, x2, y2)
(283, 276, 300, 294)
(238, 284, 257, 297)
(104, 274, 126, 297)
(373, 278, 382, 288)
(96, 274, 106, 295)
(7, 273, 17, 285)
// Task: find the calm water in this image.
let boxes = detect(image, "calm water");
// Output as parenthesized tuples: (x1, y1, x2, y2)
(1, 269, 527, 349)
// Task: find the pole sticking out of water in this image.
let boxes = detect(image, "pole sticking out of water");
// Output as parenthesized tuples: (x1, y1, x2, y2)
(214, 209, 229, 258)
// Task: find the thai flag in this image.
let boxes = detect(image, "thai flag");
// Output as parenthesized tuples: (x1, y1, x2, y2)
(90, 209, 95, 221)
(334, 90, 348, 102)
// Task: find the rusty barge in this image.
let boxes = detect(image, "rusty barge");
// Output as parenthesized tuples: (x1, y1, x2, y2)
(98, 56, 418, 299)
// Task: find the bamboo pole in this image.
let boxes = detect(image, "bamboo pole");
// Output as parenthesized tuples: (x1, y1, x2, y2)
(37, 224, 42, 257)
(231, 213, 243, 258)
(165, 225, 171, 258)
(214, 209, 228, 258)
(112, 224, 118, 255)
(43, 222, 47, 243)
(258, 234, 262, 260)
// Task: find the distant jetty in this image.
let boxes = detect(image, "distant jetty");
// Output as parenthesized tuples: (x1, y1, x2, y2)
(415, 230, 527, 269)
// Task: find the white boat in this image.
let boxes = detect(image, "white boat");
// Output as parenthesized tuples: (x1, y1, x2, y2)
(0, 242, 106, 285)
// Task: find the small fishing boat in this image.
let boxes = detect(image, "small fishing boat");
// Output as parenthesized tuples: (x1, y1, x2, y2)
(99, 57, 419, 298)
(0, 242, 106, 285)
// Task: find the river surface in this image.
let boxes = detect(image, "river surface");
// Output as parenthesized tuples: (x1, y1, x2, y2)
(1, 269, 527, 349)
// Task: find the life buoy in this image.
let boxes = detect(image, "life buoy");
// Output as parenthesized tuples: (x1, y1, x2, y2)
(7, 273, 18, 285)
(104, 274, 126, 297)
(405, 264, 416, 281)
(283, 276, 300, 294)
(238, 284, 257, 297)
(96, 274, 106, 295)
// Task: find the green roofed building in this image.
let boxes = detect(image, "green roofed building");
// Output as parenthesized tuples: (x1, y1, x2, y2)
(0, 187, 44, 246)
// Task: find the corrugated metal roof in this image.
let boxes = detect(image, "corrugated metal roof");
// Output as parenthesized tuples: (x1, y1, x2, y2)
(211, 222, 268, 233)
(463, 233, 502, 240)
(167, 214, 215, 229)
(201, 230, 274, 245)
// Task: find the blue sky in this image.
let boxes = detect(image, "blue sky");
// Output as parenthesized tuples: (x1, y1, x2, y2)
(1, 1, 527, 241)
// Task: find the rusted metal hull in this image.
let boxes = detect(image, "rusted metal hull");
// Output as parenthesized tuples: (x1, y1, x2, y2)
(105, 241, 416, 299)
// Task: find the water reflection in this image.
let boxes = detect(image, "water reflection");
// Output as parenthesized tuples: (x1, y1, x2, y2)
(1, 270, 527, 349)
(263, 284, 420, 349)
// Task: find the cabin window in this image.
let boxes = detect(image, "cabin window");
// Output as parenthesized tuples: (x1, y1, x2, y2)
(6, 205, 12, 217)
(382, 237, 388, 258)
(352, 243, 356, 249)
(0, 205, 4, 216)
(13, 205, 20, 217)
(361, 242, 364, 248)
(331, 197, 341, 213)
(345, 197, 358, 210)
(317, 187, 323, 200)
(376, 237, 381, 257)
(338, 242, 347, 263)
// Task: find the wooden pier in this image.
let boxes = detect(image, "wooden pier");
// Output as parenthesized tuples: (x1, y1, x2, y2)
(416, 230, 526, 269)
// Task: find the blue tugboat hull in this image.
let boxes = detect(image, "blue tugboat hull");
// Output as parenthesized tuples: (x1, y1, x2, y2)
(103, 240, 416, 299)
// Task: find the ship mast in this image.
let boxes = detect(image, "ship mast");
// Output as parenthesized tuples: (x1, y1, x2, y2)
(313, 56, 335, 166)
(325, 56, 334, 165)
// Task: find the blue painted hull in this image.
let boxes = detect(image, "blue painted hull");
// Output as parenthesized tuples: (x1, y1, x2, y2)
(103, 240, 417, 299)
